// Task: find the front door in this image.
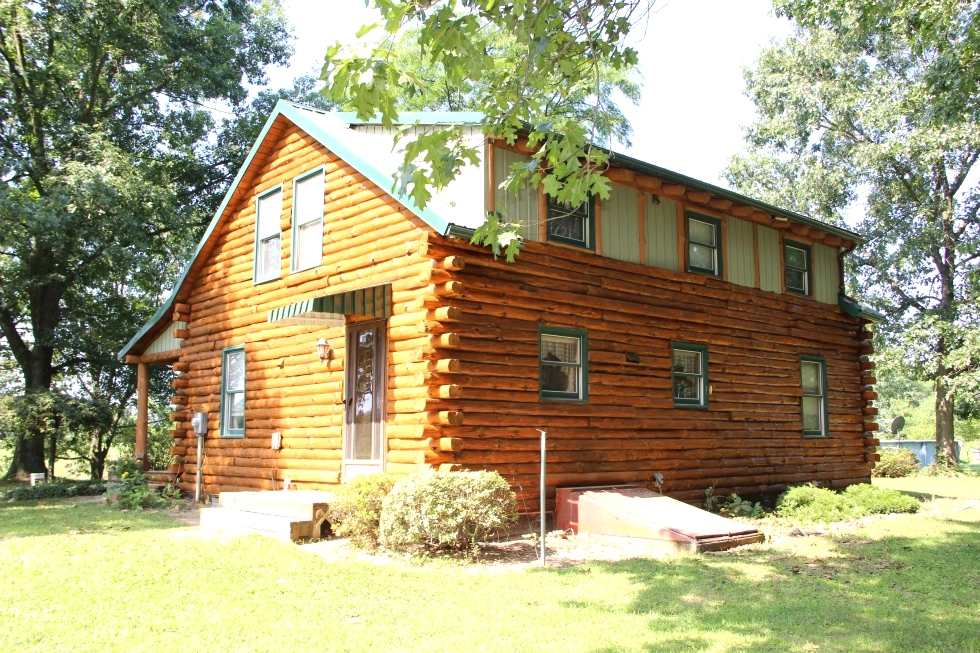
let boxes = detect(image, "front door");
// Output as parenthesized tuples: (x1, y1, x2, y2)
(343, 321, 386, 479)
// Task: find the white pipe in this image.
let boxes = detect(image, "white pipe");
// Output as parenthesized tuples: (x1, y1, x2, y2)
(196, 434, 204, 503)
(538, 429, 546, 567)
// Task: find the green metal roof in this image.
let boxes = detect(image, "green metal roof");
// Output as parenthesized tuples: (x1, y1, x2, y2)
(268, 284, 392, 326)
(333, 111, 484, 125)
(838, 295, 887, 324)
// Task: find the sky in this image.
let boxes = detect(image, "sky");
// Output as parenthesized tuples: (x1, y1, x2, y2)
(263, 0, 793, 189)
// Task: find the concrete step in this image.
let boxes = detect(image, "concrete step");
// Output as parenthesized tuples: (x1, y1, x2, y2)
(199, 507, 311, 541)
(198, 490, 335, 541)
(218, 490, 333, 520)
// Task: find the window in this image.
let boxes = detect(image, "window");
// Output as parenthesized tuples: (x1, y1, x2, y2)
(220, 346, 245, 437)
(784, 240, 812, 295)
(546, 195, 594, 249)
(254, 187, 282, 283)
(687, 213, 722, 276)
(672, 342, 708, 408)
(292, 168, 324, 272)
(539, 327, 588, 401)
(800, 355, 828, 437)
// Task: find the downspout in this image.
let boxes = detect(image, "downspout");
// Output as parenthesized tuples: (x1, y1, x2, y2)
(838, 240, 857, 298)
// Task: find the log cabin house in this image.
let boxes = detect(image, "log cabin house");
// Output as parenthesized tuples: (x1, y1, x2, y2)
(120, 101, 885, 507)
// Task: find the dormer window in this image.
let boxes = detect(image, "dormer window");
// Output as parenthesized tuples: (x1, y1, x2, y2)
(687, 213, 722, 276)
(546, 196, 594, 250)
(784, 240, 812, 295)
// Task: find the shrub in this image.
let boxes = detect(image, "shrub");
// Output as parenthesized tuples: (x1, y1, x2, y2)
(2, 480, 105, 502)
(327, 473, 397, 548)
(776, 485, 858, 522)
(720, 493, 764, 518)
(842, 484, 919, 514)
(379, 470, 518, 551)
(872, 448, 919, 478)
(777, 483, 919, 522)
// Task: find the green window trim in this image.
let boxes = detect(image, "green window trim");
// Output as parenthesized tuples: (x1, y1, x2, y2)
(253, 185, 283, 285)
(219, 346, 246, 438)
(784, 240, 813, 296)
(671, 342, 709, 408)
(546, 194, 595, 251)
(539, 326, 589, 402)
(290, 166, 326, 273)
(686, 212, 723, 277)
(800, 354, 829, 438)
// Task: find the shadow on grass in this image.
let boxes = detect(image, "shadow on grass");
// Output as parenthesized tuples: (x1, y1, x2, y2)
(562, 523, 980, 653)
(0, 499, 188, 540)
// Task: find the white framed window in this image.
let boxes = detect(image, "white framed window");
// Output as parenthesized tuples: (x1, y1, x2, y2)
(672, 342, 708, 408)
(546, 196, 594, 250)
(539, 327, 588, 401)
(254, 187, 282, 283)
(292, 168, 324, 272)
(785, 240, 812, 295)
(687, 213, 722, 276)
(801, 355, 828, 437)
(221, 346, 245, 437)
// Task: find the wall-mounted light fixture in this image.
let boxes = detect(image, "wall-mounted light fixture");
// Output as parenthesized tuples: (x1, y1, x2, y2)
(316, 338, 331, 362)
(649, 195, 661, 205)
(625, 352, 641, 364)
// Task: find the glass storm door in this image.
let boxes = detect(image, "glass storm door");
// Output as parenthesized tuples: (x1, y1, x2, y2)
(343, 321, 386, 479)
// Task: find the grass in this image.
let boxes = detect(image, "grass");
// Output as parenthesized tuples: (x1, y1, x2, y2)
(2, 482, 979, 653)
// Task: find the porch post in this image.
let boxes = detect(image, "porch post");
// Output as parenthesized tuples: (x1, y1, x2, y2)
(136, 361, 149, 471)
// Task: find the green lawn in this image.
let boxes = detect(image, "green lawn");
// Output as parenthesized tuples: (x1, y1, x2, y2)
(2, 481, 979, 653)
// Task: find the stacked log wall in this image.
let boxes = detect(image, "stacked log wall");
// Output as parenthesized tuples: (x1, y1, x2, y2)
(422, 232, 873, 507)
(167, 123, 447, 495)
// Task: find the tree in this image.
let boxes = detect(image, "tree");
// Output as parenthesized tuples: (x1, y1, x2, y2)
(321, 0, 652, 261)
(0, 0, 291, 478)
(725, 0, 980, 466)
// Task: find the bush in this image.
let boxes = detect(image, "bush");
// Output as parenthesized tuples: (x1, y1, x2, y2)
(872, 447, 920, 478)
(379, 470, 518, 551)
(776, 485, 858, 522)
(2, 480, 105, 502)
(842, 483, 919, 514)
(777, 483, 919, 522)
(327, 473, 397, 548)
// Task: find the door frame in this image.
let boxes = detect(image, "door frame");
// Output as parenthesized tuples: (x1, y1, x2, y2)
(342, 319, 387, 481)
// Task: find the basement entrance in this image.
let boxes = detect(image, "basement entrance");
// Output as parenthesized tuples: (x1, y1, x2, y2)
(556, 485, 765, 553)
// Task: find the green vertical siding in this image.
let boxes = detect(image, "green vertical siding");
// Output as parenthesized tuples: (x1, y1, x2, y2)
(726, 216, 756, 288)
(812, 242, 839, 305)
(146, 321, 186, 355)
(494, 148, 539, 242)
(758, 225, 782, 293)
(646, 196, 678, 271)
(601, 183, 640, 263)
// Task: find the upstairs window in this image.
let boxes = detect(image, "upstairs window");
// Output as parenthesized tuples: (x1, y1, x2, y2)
(547, 195, 594, 250)
(672, 342, 708, 408)
(784, 240, 812, 295)
(539, 327, 588, 401)
(254, 187, 282, 283)
(687, 213, 722, 276)
(292, 169, 324, 272)
(800, 355, 828, 437)
(221, 346, 246, 437)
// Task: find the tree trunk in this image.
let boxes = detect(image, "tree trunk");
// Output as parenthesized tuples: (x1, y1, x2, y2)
(935, 377, 957, 467)
(47, 428, 57, 480)
(3, 431, 48, 481)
